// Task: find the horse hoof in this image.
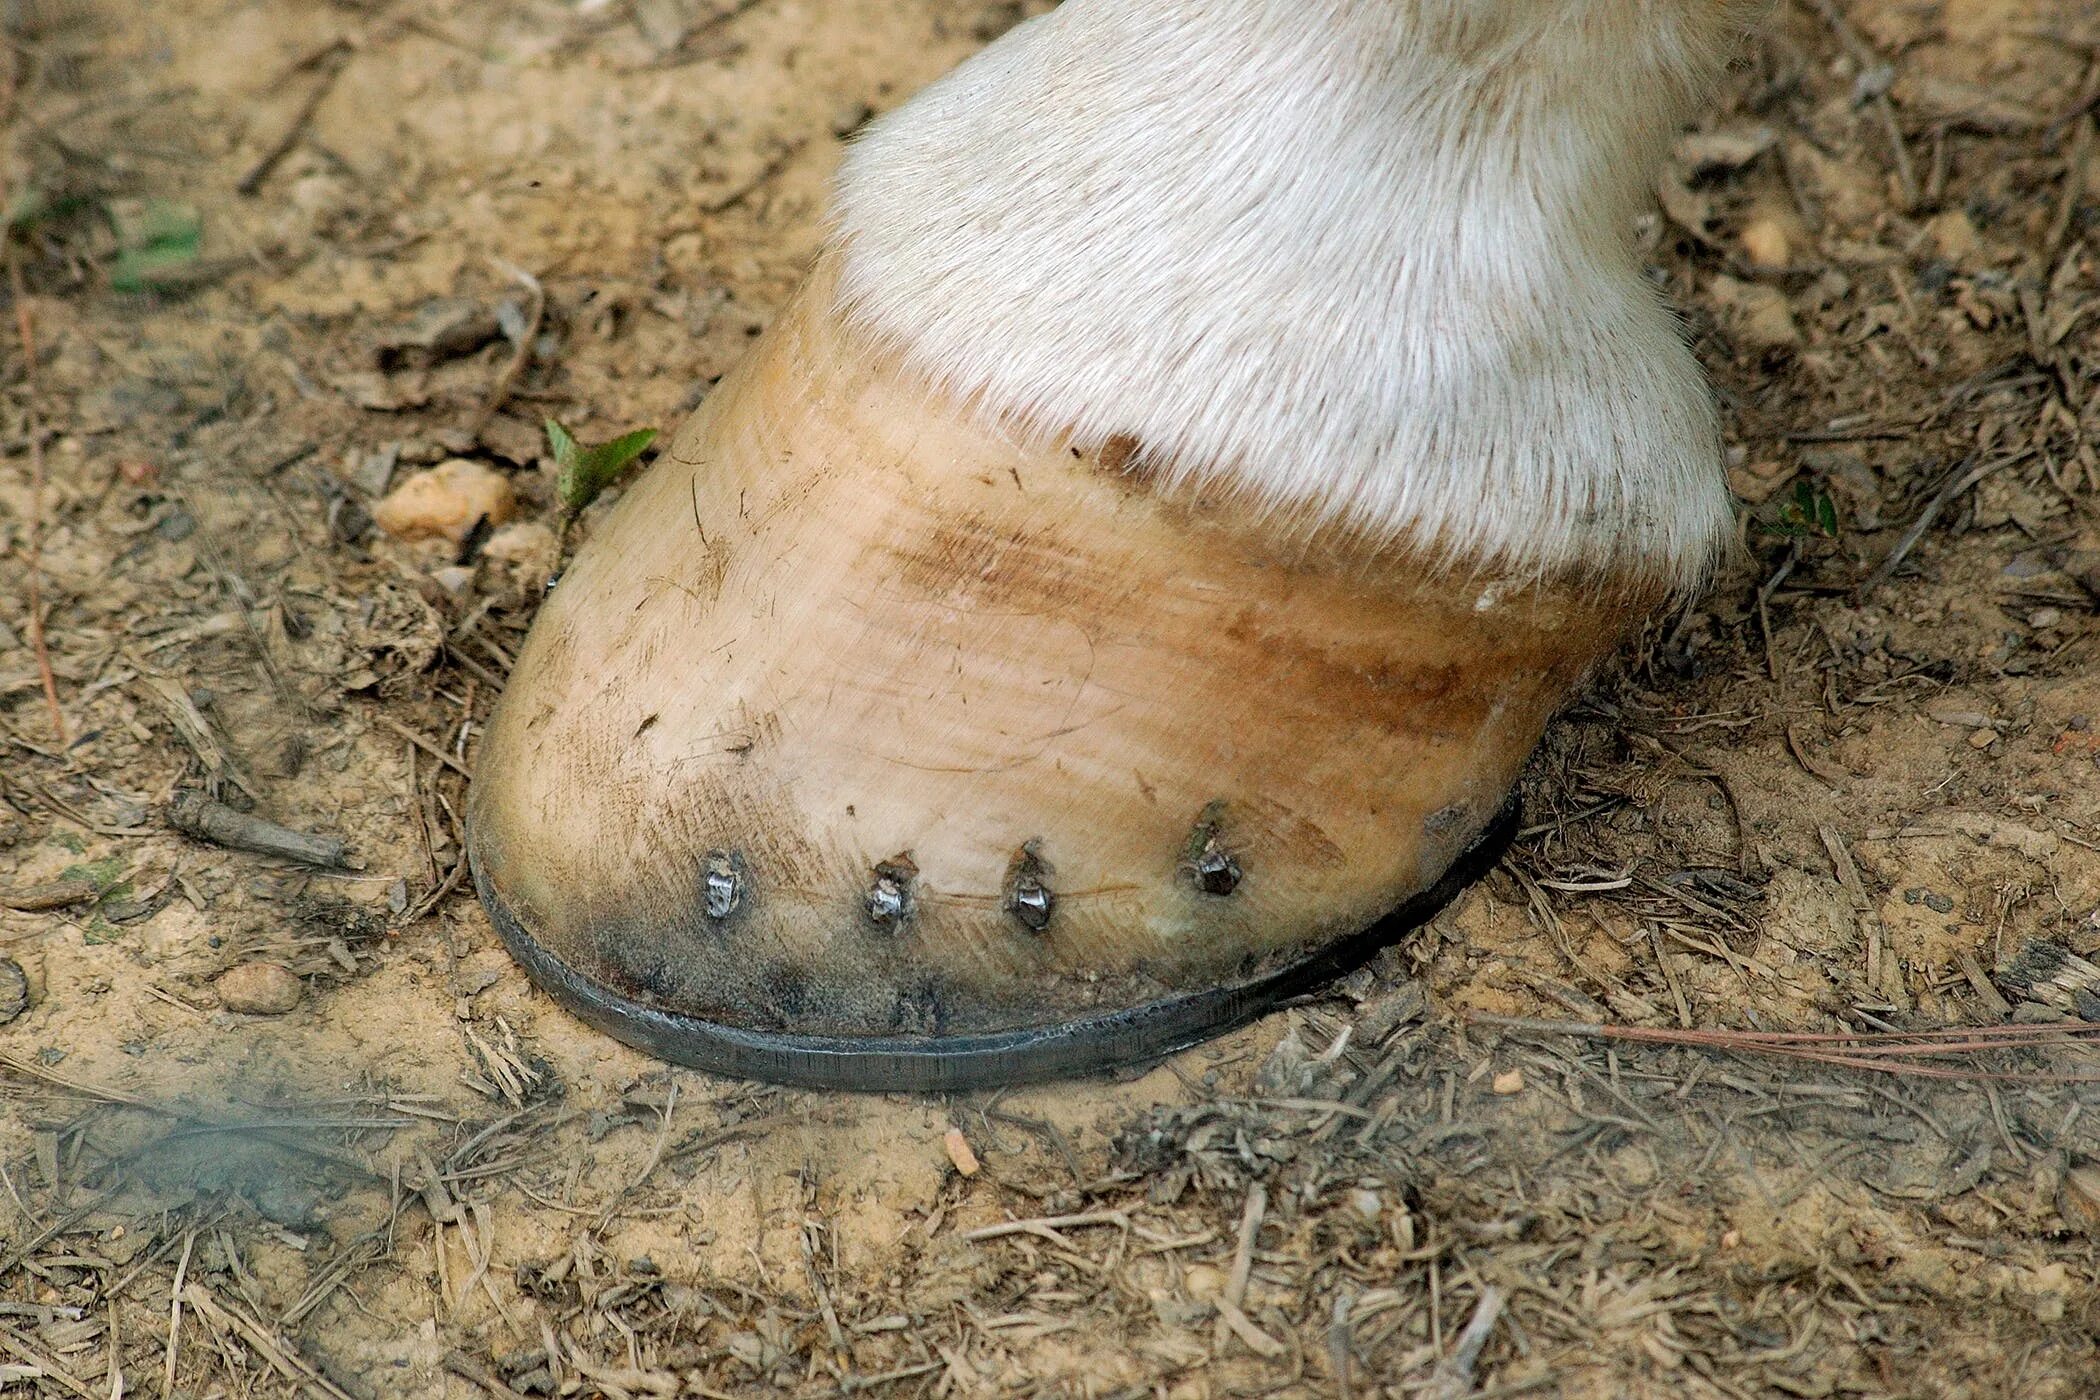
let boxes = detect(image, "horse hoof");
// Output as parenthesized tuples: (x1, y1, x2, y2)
(465, 262, 1658, 1091)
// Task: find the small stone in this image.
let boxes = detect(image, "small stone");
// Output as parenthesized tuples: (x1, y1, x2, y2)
(481, 522, 560, 595)
(829, 101, 874, 138)
(372, 459, 516, 544)
(429, 564, 477, 597)
(216, 962, 304, 1015)
(1967, 728, 1997, 750)
(1709, 274, 1801, 349)
(2029, 607, 2062, 629)
(1491, 1068, 1525, 1095)
(1739, 216, 1792, 269)
(943, 1126, 979, 1177)
(1183, 1264, 1225, 1301)
(1926, 208, 1983, 262)
(1349, 1188, 1383, 1222)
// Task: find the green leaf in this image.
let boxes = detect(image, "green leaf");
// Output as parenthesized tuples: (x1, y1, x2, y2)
(1755, 478, 1839, 541)
(108, 199, 203, 292)
(545, 418, 579, 472)
(59, 856, 129, 895)
(550, 420, 656, 514)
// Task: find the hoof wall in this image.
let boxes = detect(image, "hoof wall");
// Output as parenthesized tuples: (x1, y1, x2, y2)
(471, 797, 1516, 1092)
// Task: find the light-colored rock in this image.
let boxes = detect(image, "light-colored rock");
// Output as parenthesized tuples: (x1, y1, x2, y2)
(216, 962, 304, 1015)
(372, 459, 515, 543)
(1710, 274, 1801, 349)
(481, 521, 560, 595)
(1926, 209, 1983, 263)
(1739, 216, 1792, 270)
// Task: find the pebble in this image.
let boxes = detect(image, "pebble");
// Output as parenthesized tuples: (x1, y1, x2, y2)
(216, 962, 304, 1015)
(1491, 1068, 1525, 1095)
(1739, 216, 1792, 269)
(1709, 274, 1801, 349)
(1926, 208, 1983, 262)
(372, 459, 515, 544)
(943, 1126, 979, 1177)
(482, 521, 561, 594)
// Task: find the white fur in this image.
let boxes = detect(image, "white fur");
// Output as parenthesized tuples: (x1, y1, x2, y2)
(830, 0, 1752, 588)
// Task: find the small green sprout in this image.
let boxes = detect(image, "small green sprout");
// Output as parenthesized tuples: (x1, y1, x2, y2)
(1759, 478, 1840, 541)
(109, 199, 204, 293)
(547, 418, 657, 518)
(58, 856, 135, 945)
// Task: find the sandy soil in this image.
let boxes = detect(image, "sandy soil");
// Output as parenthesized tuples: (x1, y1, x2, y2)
(3, 0, 2100, 1395)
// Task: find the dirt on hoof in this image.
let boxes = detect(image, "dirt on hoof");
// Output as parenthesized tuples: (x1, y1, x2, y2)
(1, 0, 2099, 1396)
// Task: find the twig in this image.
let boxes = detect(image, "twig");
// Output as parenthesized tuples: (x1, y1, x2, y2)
(963, 1210, 1131, 1242)
(466, 259, 544, 441)
(1223, 1183, 1265, 1314)
(9, 257, 63, 744)
(166, 789, 350, 868)
(399, 855, 470, 925)
(236, 41, 353, 195)
(375, 713, 473, 778)
(1423, 1285, 1506, 1400)
(180, 1283, 358, 1400)
(0, 1324, 97, 1400)
(624, 0, 770, 70)
(1215, 1297, 1286, 1358)
(444, 1351, 535, 1400)
(595, 1081, 678, 1232)
(1858, 451, 2032, 595)
(0, 877, 97, 911)
(1468, 1013, 2100, 1082)
(702, 140, 805, 215)
(164, 1227, 195, 1397)
(1755, 540, 1799, 682)
(15, 779, 149, 838)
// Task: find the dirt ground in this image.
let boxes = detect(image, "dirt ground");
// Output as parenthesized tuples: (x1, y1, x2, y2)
(3, 0, 2100, 1395)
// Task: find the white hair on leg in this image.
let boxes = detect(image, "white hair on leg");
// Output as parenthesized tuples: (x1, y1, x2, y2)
(830, 0, 1759, 591)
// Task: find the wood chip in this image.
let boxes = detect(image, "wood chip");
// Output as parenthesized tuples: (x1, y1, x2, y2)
(0, 878, 98, 912)
(942, 1126, 979, 1176)
(167, 790, 350, 869)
